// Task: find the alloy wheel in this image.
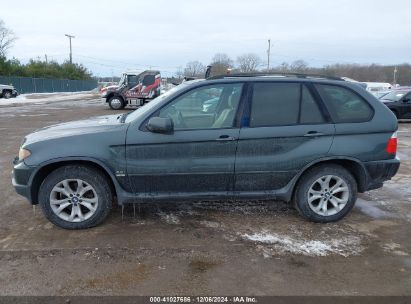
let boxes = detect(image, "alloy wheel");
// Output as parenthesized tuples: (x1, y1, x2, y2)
(49, 179, 98, 222)
(307, 175, 349, 216)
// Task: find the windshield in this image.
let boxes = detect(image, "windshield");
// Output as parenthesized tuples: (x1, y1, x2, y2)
(124, 80, 204, 123)
(381, 91, 407, 102)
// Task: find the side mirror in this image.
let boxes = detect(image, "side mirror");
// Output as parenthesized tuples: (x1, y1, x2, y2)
(402, 98, 410, 103)
(146, 117, 174, 134)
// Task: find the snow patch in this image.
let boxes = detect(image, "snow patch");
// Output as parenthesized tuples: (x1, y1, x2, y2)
(382, 242, 409, 256)
(242, 231, 363, 257)
(355, 198, 396, 219)
(200, 220, 221, 228)
(158, 212, 180, 225)
(0, 91, 97, 106)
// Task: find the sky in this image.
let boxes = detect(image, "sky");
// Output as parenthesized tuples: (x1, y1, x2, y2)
(2, 0, 411, 77)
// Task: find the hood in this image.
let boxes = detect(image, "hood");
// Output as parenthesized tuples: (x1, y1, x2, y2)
(105, 85, 120, 92)
(23, 114, 125, 145)
(101, 85, 119, 92)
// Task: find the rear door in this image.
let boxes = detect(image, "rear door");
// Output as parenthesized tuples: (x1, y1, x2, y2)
(234, 82, 335, 195)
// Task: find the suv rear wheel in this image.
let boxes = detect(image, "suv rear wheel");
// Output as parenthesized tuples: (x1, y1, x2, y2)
(293, 165, 357, 223)
(38, 165, 113, 229)
(108, 96, 125, 110)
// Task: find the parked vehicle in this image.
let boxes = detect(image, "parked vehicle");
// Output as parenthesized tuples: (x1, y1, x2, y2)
(362, 82, 393, 95)
(375, 90, 392, 99)
(380, 88, 411, 119)
(102, 70, 161, 110)
(0, 84, 19, 99)
(12, 72, 400, 229)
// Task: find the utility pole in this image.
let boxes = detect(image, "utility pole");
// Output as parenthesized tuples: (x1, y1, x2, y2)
(64, 34, 75, 64)
(44, 54, 48, 64)
(267, 39, 271, 71)
(393, 66, 398, 86)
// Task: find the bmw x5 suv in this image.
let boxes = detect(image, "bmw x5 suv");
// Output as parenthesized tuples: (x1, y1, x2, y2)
(12, 73, 400, 229)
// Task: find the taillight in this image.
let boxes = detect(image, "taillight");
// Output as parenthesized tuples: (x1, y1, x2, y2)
(386, 132, 397, 154)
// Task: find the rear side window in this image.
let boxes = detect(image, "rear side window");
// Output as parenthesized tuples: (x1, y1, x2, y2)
(250, 83, 325, 127)
(315, 84, 373, 123)
(142, 75, 155, 86)
(250, 83, 300, 127)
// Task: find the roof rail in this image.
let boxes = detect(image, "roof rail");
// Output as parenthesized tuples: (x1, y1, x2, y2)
(207, 72, 344, 81)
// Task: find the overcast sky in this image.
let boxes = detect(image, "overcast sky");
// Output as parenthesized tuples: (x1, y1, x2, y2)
(2, 0, 411, 76)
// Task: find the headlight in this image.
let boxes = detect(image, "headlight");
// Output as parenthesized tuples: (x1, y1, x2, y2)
(18, 148, 31, 161)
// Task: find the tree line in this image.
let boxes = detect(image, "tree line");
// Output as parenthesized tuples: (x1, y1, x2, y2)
(0, 57, 93, 80)
(180, 53, 411, 85)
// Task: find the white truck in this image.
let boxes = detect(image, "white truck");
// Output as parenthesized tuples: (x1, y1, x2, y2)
(0, 84, 19, 99)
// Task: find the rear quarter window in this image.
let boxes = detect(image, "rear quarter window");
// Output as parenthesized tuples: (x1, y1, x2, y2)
(315, 84, 373, 123)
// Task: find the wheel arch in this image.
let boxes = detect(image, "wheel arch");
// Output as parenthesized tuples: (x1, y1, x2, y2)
(291, 157, 368, 197)
(106, 92, 124, 102)
(2, 89, 12, 96)
(30, 158, 119, 205)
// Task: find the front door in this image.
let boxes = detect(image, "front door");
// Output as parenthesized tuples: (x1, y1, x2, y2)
(235, 82, 335, 196)
(125, 82, 244, 199)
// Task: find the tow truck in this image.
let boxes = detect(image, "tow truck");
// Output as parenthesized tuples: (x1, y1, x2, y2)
(102, 70, 161, 110)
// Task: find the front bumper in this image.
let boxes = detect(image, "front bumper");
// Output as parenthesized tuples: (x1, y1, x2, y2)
(363, 157, 400, 191)
(11, 160, 36, 204)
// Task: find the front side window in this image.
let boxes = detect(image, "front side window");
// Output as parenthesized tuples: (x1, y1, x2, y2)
(127, 75, 138, 87)
(159, 83, 243, 130)
(315, 84, 373, 123)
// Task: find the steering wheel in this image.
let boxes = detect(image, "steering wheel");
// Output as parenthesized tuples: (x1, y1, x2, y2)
(166, 105, 187, 129)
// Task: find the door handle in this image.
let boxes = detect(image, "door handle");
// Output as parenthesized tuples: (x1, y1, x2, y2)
(304, 131, 325, 137)
(216, 135, 236, 141)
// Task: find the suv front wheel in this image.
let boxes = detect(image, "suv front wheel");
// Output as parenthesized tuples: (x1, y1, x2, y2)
(38, 165, 113, 229)
(293, 165, 357, 223)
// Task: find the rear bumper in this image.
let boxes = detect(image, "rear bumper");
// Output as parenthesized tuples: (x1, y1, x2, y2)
(363, 157, 400, 191)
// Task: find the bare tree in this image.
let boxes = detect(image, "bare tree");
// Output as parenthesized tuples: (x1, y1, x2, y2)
(210, 53, 234, 76)
(237, 53, 261, 72)
(184, 61, 206, 77)
(0, 19, 17, 57)
(290, 60, 308, 73)
(175, 66, 184, 79)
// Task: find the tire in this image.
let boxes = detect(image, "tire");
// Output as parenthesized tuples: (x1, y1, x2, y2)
(38, 165, 113, 229)
(3, 90, 12, 99)
(108, 96, 125, 110)
(293, 164, 357, 223)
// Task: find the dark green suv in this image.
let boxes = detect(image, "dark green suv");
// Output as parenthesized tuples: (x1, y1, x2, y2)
(12, 73, 400, 229)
